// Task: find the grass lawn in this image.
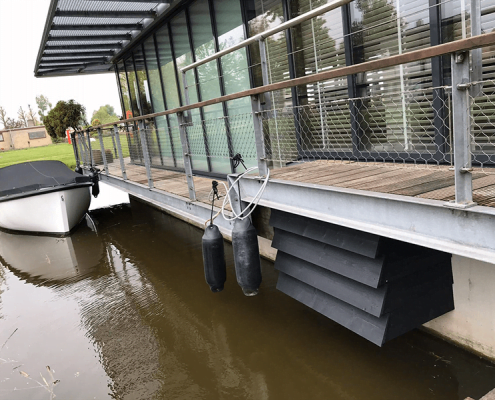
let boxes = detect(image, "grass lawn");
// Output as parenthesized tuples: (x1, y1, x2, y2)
(0, 144, 77, 170)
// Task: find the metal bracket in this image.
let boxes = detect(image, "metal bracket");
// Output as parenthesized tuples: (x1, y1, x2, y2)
(443, 200, 477, 210)
(455, 51, 467, 64)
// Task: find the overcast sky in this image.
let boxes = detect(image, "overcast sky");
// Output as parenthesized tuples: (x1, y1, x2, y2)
(0, 0, 121, 123)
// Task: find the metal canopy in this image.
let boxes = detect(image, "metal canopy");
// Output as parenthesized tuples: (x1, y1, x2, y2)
(34, 0, 174, 77)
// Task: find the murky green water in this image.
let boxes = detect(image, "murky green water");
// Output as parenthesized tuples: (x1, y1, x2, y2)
(1, 200, 494, 400)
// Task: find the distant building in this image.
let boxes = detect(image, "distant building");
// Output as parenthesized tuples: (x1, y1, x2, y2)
(0, 123, 52, 151)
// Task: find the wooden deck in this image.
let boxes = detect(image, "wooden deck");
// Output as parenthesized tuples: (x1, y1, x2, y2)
(106, 160, 495, 209)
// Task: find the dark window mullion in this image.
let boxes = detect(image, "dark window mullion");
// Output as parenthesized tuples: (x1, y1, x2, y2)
(209, 0, 236, 173)
(115, 64, 126, 119)
(282, 0, 304, 159)
(429, 0, 449, 162)
(342, 3, 363, 158)
(154, 32, 177, 168)
(185, 6, 213, 173)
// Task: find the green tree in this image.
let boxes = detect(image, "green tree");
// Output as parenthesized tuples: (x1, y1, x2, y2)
(91, 104, 119, 125)
(36, 95, 52, 122)
(44, 100, 86, 140)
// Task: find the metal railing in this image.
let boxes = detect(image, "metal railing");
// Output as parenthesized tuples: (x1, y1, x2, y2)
(72, 28, 495, 209)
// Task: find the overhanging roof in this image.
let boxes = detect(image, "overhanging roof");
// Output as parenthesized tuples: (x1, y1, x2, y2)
(34, 0, 177, 78)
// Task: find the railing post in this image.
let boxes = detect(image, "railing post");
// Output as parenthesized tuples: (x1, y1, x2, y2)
(258, 38, 271, 109)
(86, 130, 95, 167)
(251, 95, 268, 177)
(138, 120, 154, 189)
(182, 70, 191, 109)
(450, 51, 475, 208)
(177, 111, 197, 201)
(80, 132, 89, 168)
(97, 128, 109, 175)
(71, 133, 81, 169)
(113, 124, 127, 180)
(470, 0, 482, 97)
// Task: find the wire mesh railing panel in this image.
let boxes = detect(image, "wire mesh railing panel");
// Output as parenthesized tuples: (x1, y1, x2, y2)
(261, 86, 453, 169)
(101, 128, 123, 178)
(470, 79, 495, 170)
(121, 125, 149, 185)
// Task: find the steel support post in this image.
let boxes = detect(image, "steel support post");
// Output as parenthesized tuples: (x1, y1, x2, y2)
(71, 133, 81, 170)
(138, 120, 154, 189)
(182, 71, 191, 109)
(227, 174, 243, 216)
(450, 51, 475, 207)
(86, 130, 95, 167)
(78, 133, 87, 167)
(470, 0, 482, 97)
(251, 95, 268, 177)
(177, 111, 197, 201)
(113, 125, 127, 180)
(97, 128, 109, 175)
(258, 39, 272, 110)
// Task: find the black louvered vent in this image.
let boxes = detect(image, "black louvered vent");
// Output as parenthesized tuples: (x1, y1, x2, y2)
(270, 210, 454, 346)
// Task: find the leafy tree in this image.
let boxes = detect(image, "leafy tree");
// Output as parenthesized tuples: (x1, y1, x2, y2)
(91, 104, 119, 125)
(17, 106, 28, 127)
(36, 95, 52, 122)
(44, 100, 86, 139)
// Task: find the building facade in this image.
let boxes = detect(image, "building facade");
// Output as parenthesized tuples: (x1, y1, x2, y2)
(111, 0, 495, 177)
(0, 125, 52, 151)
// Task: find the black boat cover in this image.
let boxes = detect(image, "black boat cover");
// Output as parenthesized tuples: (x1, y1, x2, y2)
(0, 161, 91, 198)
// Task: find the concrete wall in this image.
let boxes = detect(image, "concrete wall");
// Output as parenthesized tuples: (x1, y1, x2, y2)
(0, 126, 52, 150)
(424, 255, 495, 361)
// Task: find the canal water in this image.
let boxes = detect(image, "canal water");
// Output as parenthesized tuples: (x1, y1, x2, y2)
(1, 199, 494, 400)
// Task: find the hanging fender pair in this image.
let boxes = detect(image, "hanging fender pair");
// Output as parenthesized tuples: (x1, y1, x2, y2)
(202, 161, 268, 296)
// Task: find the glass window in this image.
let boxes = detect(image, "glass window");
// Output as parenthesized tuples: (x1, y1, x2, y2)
(213, 0, 256, 169)
(144, 35, 176, 168)
(117, 61, 132, 119)
(171, 11, 209, 172)
(350, 0, 433, 153)
(248, 0, 296, 167)
(189, 0, 230, 174)
(289, 0, 351, 153)
(133, 45, 153, 116)
(125, 57, 141, 117)
(156, 24, 184, 167)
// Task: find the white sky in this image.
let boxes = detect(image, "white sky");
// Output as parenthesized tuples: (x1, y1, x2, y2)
(0, 0, 122, 122)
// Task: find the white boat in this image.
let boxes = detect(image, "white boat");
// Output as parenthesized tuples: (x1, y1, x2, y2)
(0, 161, 94, 235)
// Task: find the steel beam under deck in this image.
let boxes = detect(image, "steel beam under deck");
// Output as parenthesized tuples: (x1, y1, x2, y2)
(96, 173, 235, 236)
(237, 176, 495, 264)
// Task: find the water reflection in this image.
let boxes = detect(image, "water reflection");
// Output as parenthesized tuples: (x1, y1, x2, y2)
(1, 202, 495, 400)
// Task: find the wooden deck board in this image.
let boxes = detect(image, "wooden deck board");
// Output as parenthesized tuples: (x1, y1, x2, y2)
(105, 160, 495, 210)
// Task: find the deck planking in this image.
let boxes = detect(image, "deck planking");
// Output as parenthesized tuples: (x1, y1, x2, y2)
(104, 159, 495, 210)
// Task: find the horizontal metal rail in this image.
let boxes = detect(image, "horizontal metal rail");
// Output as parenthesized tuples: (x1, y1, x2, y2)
(80, 31, 495, 134)
(181, 0, 352, 73)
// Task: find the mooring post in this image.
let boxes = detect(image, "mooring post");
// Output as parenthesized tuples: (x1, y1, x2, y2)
(138, 120, 154, 189)
(113, 124, 127, 180)
(97, 128, 109, 175)
(251, 95, 268, 177)
(86, 130, 95, 168)
(450, 51, 475, 207)
(227, 174, 243, 216)
(177, 111, 196, 201)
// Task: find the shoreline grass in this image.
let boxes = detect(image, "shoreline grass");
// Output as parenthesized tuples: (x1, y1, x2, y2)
(0, 144, 77, 170)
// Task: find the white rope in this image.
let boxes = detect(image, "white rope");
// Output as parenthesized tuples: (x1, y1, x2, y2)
(220, 167, 270, 221)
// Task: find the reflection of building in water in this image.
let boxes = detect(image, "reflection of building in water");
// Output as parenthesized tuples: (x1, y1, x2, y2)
(69, 204, 270, 399)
